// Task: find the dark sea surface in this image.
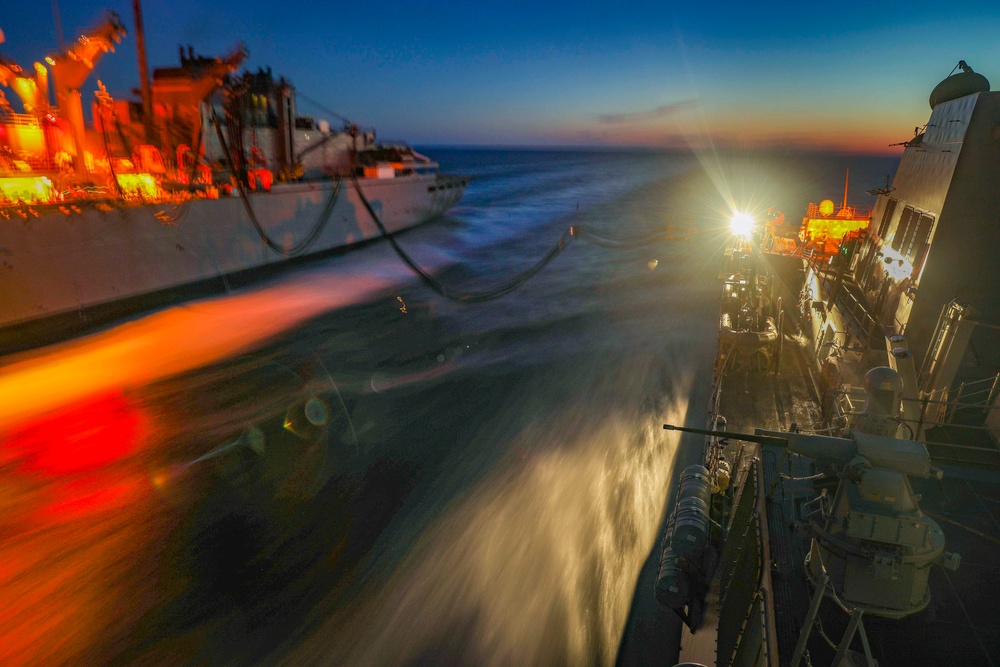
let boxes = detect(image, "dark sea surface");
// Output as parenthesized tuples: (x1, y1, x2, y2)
(0, 147, 898, 665)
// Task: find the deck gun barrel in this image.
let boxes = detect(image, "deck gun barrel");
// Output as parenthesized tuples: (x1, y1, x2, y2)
(664, 423, 937, 477)
(663, 423, 858, 462)
(663, 424, 789, 448)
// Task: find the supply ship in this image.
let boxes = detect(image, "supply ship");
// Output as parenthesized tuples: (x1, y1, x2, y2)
(655, 62, 1000, 666)
(0, 10, 467, 350)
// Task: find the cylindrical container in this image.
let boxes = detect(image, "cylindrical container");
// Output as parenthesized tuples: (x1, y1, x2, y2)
(671, 496, 711, 556)
(654, 545, 689, 609)
(678, 465, 713, 506)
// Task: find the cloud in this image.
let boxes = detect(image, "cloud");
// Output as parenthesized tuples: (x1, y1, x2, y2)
(596, 100, 697, 124)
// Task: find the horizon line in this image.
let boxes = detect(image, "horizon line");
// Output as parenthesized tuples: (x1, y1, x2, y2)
(411, 142, 905, 157)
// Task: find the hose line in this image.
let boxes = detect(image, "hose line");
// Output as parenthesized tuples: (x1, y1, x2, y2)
(352, 175, 574, 303)
(351, 176, 672, 304)
(213, 111, 342, 257)
(570, 225, 677, 249)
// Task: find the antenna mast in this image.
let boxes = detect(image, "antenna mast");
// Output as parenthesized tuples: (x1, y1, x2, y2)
(132, 0, 153, 144)
(51, 0, 66, 50)
(842, 168, 849, 210)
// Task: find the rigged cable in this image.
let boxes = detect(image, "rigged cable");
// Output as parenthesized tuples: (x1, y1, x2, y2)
(352, 177, 674, 304)
(295, 90, 356, 126)
(213, 110, 341, 257)
(352, 175, 574, 303)
(100, 121, 127, 200)
(570, 224, 677, 249)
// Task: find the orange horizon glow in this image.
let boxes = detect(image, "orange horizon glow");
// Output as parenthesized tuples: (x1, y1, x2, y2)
(540, 101, 917, 156)
(540, 124, 909, 155)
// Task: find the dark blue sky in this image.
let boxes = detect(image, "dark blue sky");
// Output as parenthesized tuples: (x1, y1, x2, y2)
(3, 1, 1000, 151)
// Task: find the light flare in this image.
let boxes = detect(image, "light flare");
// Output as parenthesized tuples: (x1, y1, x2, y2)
(729, 212, 755, 237)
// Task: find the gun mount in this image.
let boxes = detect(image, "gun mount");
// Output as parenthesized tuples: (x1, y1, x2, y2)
(664, 366, 959, 619)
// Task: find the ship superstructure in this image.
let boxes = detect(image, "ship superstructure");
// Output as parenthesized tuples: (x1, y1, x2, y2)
(654, 63, 1000, 667)
(751, 63, 1000, 463)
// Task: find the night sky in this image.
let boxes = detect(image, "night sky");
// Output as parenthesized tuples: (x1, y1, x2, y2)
(3, 1, 1000, 152)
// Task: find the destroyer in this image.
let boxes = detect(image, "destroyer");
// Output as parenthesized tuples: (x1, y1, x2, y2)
(0, 9, 467, 348)
(654, 62, 1000, 666)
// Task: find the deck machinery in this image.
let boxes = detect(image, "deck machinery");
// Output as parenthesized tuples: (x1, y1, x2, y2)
(661, 364, 963, 664)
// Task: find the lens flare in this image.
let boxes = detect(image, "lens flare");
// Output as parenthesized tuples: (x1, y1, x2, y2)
(730, 212, 755, 237)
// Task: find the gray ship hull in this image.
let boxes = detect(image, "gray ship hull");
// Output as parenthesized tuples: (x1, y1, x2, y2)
(0, 173, 465, 331)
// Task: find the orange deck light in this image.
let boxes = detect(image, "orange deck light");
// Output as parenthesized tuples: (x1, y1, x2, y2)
(115, 173, 159, 199)
(0, 176, 55, 204)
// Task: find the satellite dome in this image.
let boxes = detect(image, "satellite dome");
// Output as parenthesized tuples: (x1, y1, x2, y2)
(862, 367, 904, 419)
(819, 199, 835, 216)
(930, 61, 990, 109)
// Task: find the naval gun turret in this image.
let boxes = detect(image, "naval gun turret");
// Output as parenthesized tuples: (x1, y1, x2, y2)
(663, 366, 959, 621)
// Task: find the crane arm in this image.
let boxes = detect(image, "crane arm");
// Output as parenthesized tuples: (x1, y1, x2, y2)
(48, 12, 125, 92)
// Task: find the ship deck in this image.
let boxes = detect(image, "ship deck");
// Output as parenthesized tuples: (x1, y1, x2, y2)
(692, 332, 1000, 666)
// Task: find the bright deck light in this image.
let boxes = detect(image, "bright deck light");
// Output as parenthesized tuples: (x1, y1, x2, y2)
(730, 212, 755, 237)
(0, 175, 54, 204)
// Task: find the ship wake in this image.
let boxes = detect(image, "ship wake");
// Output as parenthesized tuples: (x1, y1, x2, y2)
(286, 374, 690, 666)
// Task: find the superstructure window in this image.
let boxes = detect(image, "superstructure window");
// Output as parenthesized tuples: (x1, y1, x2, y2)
(890, 205, 935, 276)
(908, 213, 935, 276)
(903, 214, 933, 262)
(891, 206, 917, 251)
(876, 198, 897, 239)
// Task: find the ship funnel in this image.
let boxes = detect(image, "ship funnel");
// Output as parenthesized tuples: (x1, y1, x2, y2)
(930, 61, 990, 108)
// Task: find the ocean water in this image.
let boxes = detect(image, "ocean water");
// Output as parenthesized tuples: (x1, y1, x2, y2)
(0, 148, 897, 665)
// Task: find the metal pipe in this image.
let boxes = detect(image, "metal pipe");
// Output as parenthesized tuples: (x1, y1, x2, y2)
(832, 608, 864, 667)
(132, 0, 154, 144)
(947, 382, 966, 423)
(916, 393, 928, 440)
(663, 424, 790, 448)
(856, 613, 877, 667)
(984, 373, 1000, 414)
(51, 0, 65, 50)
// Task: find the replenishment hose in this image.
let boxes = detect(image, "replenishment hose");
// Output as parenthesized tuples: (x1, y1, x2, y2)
(213, 112, 342, 257)
(351, 175, 674, 304)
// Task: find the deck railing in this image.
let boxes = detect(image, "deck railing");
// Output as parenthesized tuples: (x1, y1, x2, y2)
(0, 112, 43, 128)
(808, 257, 906, 349)
(717, 455, 776, 667)
(828, 372, 1000, 466)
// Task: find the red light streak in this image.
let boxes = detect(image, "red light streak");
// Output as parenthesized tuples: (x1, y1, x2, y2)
(3, 391, 147, 476)
(41, 478, 147, 520)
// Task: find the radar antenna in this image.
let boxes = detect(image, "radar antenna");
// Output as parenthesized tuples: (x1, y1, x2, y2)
(866, 174, 896, 196)
(952, 60, 975, 76)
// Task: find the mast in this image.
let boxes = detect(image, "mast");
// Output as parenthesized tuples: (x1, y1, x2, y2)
(843, 168, 849, 210)
(51, 0, 65, 50)
(132, 0, 153, 144)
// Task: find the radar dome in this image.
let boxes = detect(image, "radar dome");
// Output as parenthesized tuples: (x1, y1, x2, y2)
(930, 63, 990, 109)
(819, 199, 835, 216)
(862, 367, 904, 418)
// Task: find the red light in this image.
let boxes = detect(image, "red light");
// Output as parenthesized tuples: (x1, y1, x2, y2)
(2, 391, 147, 476)
(41, 477, 146, 519)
